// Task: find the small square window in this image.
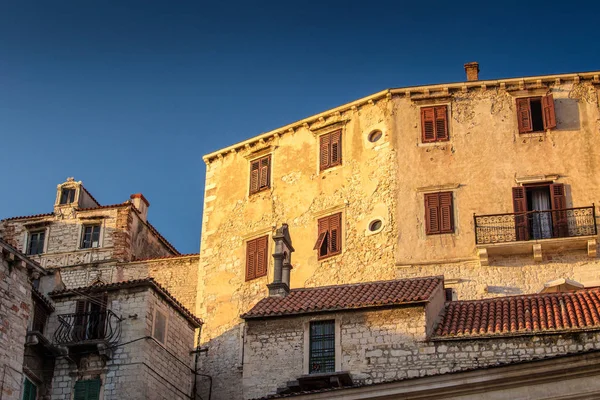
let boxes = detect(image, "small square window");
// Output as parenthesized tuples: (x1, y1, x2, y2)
(152, 309, 168, 345)
(27, 230, 45, 255)
(81, 225, 101, 249)
(249, 155, 271, 195)
(59, 188, 76, 204)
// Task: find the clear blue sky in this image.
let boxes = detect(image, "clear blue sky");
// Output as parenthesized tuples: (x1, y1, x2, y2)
(1, 0, 598, 253)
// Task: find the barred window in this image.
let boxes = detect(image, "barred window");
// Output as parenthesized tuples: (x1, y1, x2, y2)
(309, 320, 335, 374)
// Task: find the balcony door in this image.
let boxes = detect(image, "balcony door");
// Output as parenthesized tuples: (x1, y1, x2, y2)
(513, 183, 567, 241)
(74, 293, 107, 341)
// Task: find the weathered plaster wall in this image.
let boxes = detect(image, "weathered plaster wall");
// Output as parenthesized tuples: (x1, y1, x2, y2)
(129, 211, 177, 261)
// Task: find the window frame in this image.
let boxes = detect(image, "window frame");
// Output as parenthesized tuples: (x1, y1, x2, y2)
(424, 191, 455, 235)
(22, 376, 37, 400)
(80, 224, 101, 249)
(420, 105, 449, 143)
(516, 94, 556, 134)
(27, 229, 46, 255)
(314, 213, 342, 260)
(303, 318, 341, 375)
(73, 378, 101, 400)
(319, 129, 343, 171)
(249, 154, 271, 195)
(245, 235, 269, 281)
(152, 307, 169, 346)
(59, 188, 76, 205)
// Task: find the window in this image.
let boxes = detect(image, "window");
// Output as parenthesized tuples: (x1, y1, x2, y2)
(319, 130, 342, 171)
(152, 309, 168, 345)
(309, 320, 335, 374)
(421, 105, 448, 142)
(22, 377, 37, 400)
(245, 235, 268, 281)
(249, 155, 271, 194)
(424, 192, 454, 235)
(73, 379, 101, 400)
(59, 188, 76, 204)
(512, 183, 567, 241)
(31, 300, 49, 333)
(81, 225, 101, 249)
(516, 95, 556, 133)
(27, 230, 45, 255)
(314, 213, 342, 259)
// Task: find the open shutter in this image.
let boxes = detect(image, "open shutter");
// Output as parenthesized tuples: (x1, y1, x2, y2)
(330, 130, 342, 166)
(512, 187, 529, 241)
(259, 156, 270, 189)
(542, 94, 557, 130)
(424, 193, 440, 234)
(329, 213, 341, 254)
(435, 106, 448, 141)
(516, 98, 533, 133)
(549, 183, 568, 237)
(249, 160, 260, 194)
(315, 216, 330, 256)
(421, 107, 436, 142)
(439, 192, 454, 233)
(246, 239, 257, 281)
(319, 134, 330, 171)
(256, 236, 268, 277)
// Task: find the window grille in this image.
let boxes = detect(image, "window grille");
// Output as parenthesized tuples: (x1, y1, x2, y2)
(309, 320, 335, 374)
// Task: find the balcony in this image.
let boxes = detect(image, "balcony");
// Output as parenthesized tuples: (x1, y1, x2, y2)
(474, 206, 597, 264)
(54, 310, 122, 353)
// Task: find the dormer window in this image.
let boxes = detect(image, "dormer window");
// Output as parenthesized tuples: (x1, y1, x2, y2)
(59, 188, 76, 204)
(81, 225, 101, 249)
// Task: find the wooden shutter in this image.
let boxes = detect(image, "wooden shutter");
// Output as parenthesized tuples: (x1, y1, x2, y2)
(259, 156, 270, 189)
(246, 239, 257, 281)
(439, 192, 454, 233)
(421, 107, 436, 142)
(256, 236, 268, 278)
(329, 213, 341, 254)
(542, 94, 557, 130)
(516, 98, 533, 133)
(319, 134, 330, 171)
(434, 106, 448, 141)
(314, 217, 329, 252)
(512, 187, 529, 241)
(74, 379, 101, 400)
(549, 183, 568, 237)
(424, 193, 440, 234)
(249, 160, 260, 194)
(330, 130, 342, 166)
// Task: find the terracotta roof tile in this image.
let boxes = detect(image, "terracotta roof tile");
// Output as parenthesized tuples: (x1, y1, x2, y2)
(434, 289, 600, 339)
(241, 276, 443, 319)
(1, 212, 54, 221)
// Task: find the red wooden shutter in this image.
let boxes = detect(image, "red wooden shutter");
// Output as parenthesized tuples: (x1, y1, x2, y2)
(330, 130, 342, 166)
(249, 160, 260, 194)
(421, 107, 436, 142)
(319, 134, 330, 171)
(329, 213, 341, 253)
(259, 156, 270, 189)
(549, 183, 568, 237)
(246, 239, 257, 280)
(542, 94, 557, 130)
(256, 236, 268, 277)
(512, 187, 529, 241)
(424, 193, 440, 234)
(315, 216, 330, 257)
(516, 98, 533, 133)
(435, 106, 448, 141)
(439, 192, 454, 233)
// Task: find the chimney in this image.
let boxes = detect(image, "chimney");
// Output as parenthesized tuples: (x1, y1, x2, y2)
(464, 62, 479, 81)
(130, 193, 150, 222)
(267, 224, 294, 298)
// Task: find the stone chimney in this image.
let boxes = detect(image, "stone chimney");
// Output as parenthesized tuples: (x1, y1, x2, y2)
(464, 62, 479, 81)
(267, 224, 294, 298)
(130, 193, 150, 222)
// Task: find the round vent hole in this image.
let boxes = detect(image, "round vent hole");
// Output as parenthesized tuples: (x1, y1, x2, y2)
(369, 219, 383, 232)
(368, 130, 382, 143)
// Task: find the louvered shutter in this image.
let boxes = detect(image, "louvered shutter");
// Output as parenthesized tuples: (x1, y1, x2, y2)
(512, 187, 529, 241)
(439, 192, 454, 233)
(256, 236, 268, 277)
(330, 130, 342, 166)
(549, 183, 568, 237)
(249, 160, 260, 194)
(246, 239, 257, 281)
(319, 134, 330, 171)
(315, 216, 330, 256)
(73, 300, 87, 341)
(516, 98, 533, 133)
(421, 107, 436, 142)
(435, 106, 448, 141)
(87, 379, 101, 400)
(424, 193, 440, 234)
(73, 380, 86, 400)
(329, 213, 341, 254)
(542, 94, 557, 130)
(259, 156, 270, 189)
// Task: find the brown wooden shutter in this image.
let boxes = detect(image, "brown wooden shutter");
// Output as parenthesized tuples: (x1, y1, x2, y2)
(259, 156, 270, 189)
(74, 300, 87, 341)
(330, 130, 342, 166)
(549, 183, 568, 237)
(314, 216, 329, 253)
(516, 98, 533, 133)
(512, 186, 529, 241)
(439, 192, 454, 233)
(256, 236, 268, 278)
(246, 239, 257, 281)
(329, 213, 341, 253)
(319, 134, 330, 171)
(421, 107, 436, 142)
(542, 94, 557, 130)
(250, 160, 260, 194)
(424, 193, 440, 234)
(435, 106, 448, 141)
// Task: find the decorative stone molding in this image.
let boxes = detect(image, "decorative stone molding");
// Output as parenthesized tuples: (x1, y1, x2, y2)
(533, 244, 543, 262)
(478, 248, 489, 266)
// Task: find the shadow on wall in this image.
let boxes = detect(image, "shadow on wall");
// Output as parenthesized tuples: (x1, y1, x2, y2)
(556, 99, 580, 131)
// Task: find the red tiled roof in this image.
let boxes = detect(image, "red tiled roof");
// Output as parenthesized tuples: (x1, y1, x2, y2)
(435, 289, 600, 339)
(76, 203, 129, 211)
(1, 212, 54, 221)
(241, 276, 443, 319)
(49, 278, 202, 327)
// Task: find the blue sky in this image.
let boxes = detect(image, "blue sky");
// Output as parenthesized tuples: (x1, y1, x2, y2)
(1, 0, 599, 253)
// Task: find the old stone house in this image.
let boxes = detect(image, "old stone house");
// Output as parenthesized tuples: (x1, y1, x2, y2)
(197, 64, 600, 399)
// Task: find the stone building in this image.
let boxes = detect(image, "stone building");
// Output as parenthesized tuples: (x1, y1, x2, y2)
(197, 65, 600, 399)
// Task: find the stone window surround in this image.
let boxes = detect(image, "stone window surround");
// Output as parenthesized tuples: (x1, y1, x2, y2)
(313, 204, 347, 261)
(416, 100, 452, 147)
(152, 306, 169, 348)
(54, 183, 80, 207)
(314, 122, 346, 176)
(365, 217, 385, 236)
(302, 316, 342, 375)
(243, 228, 272, 283)
(76, 220, 105, 250)
(417, 184, 461, 237)
(22, 226, 50, 256)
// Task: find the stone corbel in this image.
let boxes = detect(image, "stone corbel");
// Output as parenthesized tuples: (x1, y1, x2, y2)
(588, 239, 597, 258)
(477, 248, 489, 266)
(533, 244, 543, 262)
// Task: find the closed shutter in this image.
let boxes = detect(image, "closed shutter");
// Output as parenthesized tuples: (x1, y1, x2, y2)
(259, 156, 270, 189)
(330, 130, 342, 166)
(23, 378, 37, 400)
(74, 379, 101, 400)
(421, 107, 436, 142)
(246, 239, 257, 281)
(424, 193, 440, 234)
(435, 106, 448, 140)
(74, 300, 87, 341)
(439, 192, 454, 233)
(329, 213, 342, 254)
(512, 187, 529, 241)
(249, 160, 260, 194)
(542, 94, 557, 130)
(319, 134, 330, 171)
(516, 98, 533, 133)
(549, 183, 568, 237)
(256, 236, 268, 278)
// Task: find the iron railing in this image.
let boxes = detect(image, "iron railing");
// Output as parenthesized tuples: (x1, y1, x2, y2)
(474, 205, 597, 245)
(54, 310, 122, 346)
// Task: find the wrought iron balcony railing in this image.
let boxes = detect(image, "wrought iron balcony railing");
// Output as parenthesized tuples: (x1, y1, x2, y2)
(474, 206, 597, 245)
(54, 310, 122, 346)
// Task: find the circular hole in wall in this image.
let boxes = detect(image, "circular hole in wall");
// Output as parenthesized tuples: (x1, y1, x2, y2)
(368, 130, 383, 143)
(368, 219, 383, 232)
